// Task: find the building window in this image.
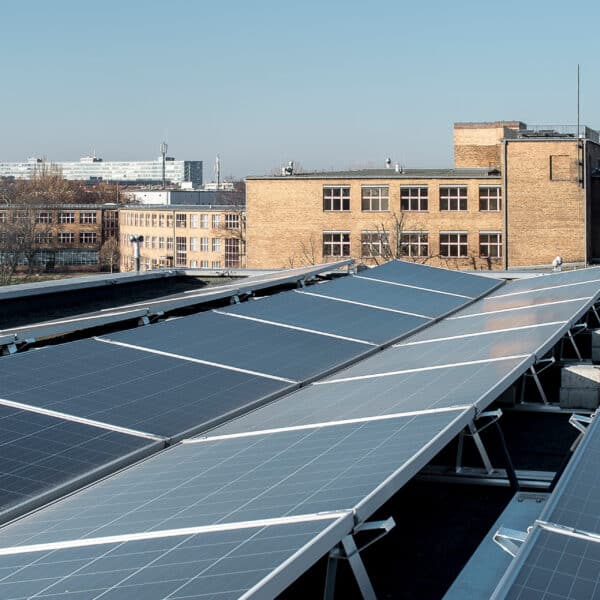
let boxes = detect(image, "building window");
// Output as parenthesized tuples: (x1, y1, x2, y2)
(158, 237, 165, 249)
(212, 238, 221, 252)
(190, 237, 198, 251)
(151, 236, 157, 249)
(200, 214, 208, 228)
(58, 232, 75, 244)
(190, 214, 199, 228)
(144, 236, 150, 248)
(166, 214, 173, 228)
(225, 238, 241, 267)
(200, 237, 209, 252)
(36, 211, 52, 224)
(176, 214, 187, 228)
(361, 186, 389, 211)
(145, 214, 150, 227)
(176, 236, 187, 266)
(167, 237, 174, 250)
(159, 214, 165, 227)
(59, 212, 75, 224)
(361, 231, 390, 257)
(400, 232, 429, 257)
(323, 187, 350, 211)
(151, 214, 157, 227)
(212, 214, 221, 228)
(440, 232, 468, 257)
(479, 232, 502, 258)
(80, 232, 97, 245)
(0, 212, 6, 224)
(401, 187, 428, 211)
(225, 214, 240, 229)
(323, 231, 350, 257)
(200, 260, 209, 268)
(212, 260, 221, 268)
(35, 233, 52, 244)
(479, 187, 502, 211)
(190, 260, 198, 268)
(80, 211, 97, 224)
(440, 187, 468, 211)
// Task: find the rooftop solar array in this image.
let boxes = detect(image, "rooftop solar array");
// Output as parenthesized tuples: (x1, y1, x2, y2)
(492, 413, 600, 599)
(2, 263, 600, 598)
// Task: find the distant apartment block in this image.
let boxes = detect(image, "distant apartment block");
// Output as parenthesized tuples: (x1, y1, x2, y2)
(119, 205, 245, 271)
(0, 155, 203, 187)
(0, 204, 118, 270)
(246, 121, 600, 269)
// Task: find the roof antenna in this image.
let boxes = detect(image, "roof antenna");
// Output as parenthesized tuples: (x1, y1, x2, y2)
(385, 157, 392, 168)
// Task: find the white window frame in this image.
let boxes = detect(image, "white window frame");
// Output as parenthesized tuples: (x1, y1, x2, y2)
(401, 187, 428, 211)
(361, 186, 389, 211)
(360, 230, 390, 257)
(479, 231, 503, 258)
(400, 231, 429, 257)
(479, 187, 502, 211)
(323, 186, 350, 211)
(440, 186, 468, 211)
(323, 231, 351, 257)
(440, 231, 468, 257)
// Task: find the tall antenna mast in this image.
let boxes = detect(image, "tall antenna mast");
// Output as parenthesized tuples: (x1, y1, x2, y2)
(215, 154, 221, 190)
(577, 64, 580, 138)
(160, 141, 168, 189)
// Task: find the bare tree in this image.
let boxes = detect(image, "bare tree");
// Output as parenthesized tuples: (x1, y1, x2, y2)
(99, 237, 120, 273)
(298, 234, 319, 266)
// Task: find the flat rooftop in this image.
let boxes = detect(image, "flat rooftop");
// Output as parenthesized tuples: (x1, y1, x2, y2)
(247, 167, 502, 180)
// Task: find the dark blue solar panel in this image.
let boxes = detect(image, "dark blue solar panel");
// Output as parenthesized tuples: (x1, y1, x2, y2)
(0, 409, 471, 547)
(0, 340, 290, 439)
(0, 516, 351, 600)
(300, 277, 464, 317)
(0, 404, 160, 524)
(494, 528, 600, 600)
(106, 310, 371, 381)
(542, 415, 600, 535)
(362, 260, 501, 297)
(221, 291, 429, 345)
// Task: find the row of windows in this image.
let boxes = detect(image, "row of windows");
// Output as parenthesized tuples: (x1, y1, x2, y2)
(123, 212, 240, 229)
(323, 186, 502, 212)
(120, 234, 229, 253)
(0, 211, 98, 224)
(322, 231, 503, 259)
(33, 232, 98, 245)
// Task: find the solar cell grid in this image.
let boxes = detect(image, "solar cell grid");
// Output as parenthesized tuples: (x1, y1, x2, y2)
(358, 260, 501, 297)
(0, 339, 290, 439)
(104, 310, 372, 382)
(494, 528, 600, 600)
(0, 409, 472, 548)
(542, 415, 600, 536)
(0, 516, 351, 600)
(0, 404, 160, 524)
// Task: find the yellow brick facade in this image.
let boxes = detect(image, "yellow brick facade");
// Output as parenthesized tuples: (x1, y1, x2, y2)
(119, 206, 245, 271)
(247, 121, 600, 270)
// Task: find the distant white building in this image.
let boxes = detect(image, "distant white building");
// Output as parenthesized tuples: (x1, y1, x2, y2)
(0, 155, 203, 187)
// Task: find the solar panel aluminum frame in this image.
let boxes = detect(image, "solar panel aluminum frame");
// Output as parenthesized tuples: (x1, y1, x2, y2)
(239, 512, 356, 600)
(0, 437, 165, 528)
(353, 406, 476, 523)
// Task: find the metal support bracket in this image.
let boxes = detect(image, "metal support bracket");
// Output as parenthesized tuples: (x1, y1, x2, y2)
(324, 518, 395, 600)
(230, 294, 240, 304)
(456, 412, 500, 475)
(591, 304, 600, 328)
(569, 413, 592, 435)
(137, 316, 150, 326)
(566, 329, 583, 361)
(493, 526, 528, 557)
(297, 278, 306, 288)
(521, 358, 555, 405)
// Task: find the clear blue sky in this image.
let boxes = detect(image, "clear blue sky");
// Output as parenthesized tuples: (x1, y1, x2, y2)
(2, 0, 599, 179)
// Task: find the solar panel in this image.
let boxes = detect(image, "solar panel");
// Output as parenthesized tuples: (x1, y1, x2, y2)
(0, 408, 472, 548)
(540, 414, 600, 536)
(105, 310, 372, 382)
(0, 340, 290, 440)
(0, 514, 353, 600)
(358, 260, 502, 297)
(220, 291, 430, 345)
(492, 527, 600, 600)
(490, 267, 600, 296)
(206, 357, 528, 437)
(458, 280, 600, 317)
(0, 404, 161, 525)
(297, 277, 466, 317)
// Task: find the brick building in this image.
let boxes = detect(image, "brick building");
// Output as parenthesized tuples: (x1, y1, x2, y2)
(0, 204, 118, 271)
(119, 205, 245, 271)
(246, 121, 600, 269)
